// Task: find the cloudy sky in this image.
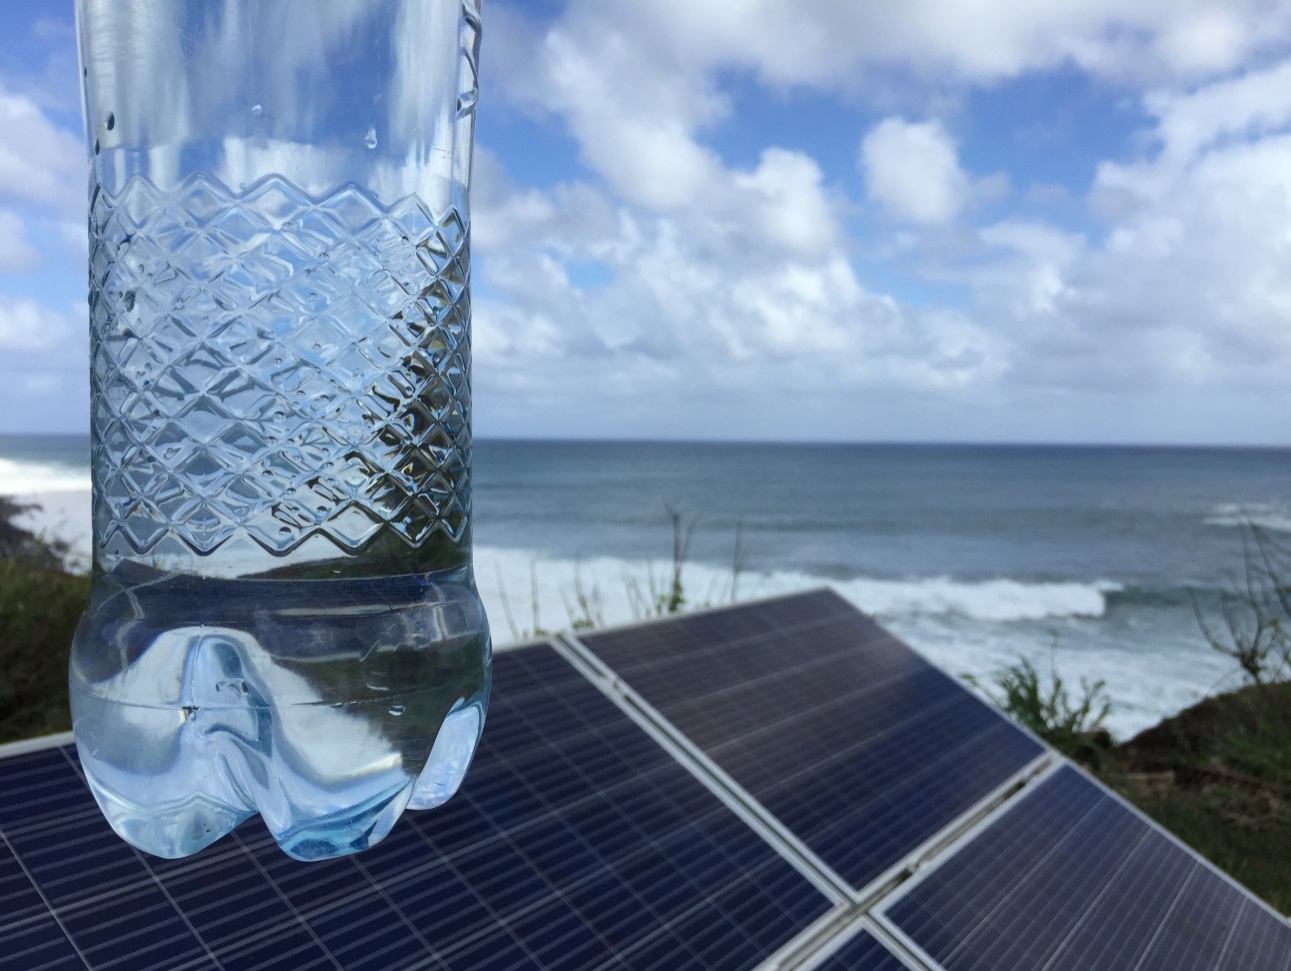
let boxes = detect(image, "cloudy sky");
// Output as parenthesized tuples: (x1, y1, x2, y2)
(3, 0, 1291, 443)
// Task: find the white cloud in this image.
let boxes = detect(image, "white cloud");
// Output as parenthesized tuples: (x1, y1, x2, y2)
(552, 0, 1291, 91)
(471, 152, 1009, 433)
(861, 118, 969, 224)
(0, 297, 76, 352)
(953, 75, 1291, 398)
(0, 87, 83, 214)
(0, 209, 39, 273)
(472, 0, 1291, 441)
(0, 296, 85, 431)
(1138, 57, 1291, 176)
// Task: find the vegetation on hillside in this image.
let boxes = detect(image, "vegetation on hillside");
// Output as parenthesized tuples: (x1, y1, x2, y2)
(0, 497, 87, 742)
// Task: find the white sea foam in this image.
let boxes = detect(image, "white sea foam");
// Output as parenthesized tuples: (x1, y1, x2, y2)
(0, 456, 92, 496)
(474, 547, 1120, 634)
(835, 574, 1120, 622)
(1203, 502, 1291, 533)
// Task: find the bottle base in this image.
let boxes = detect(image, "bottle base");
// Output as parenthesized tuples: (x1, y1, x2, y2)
(74, 684, 489, 861)
(70, 569, 491, 860)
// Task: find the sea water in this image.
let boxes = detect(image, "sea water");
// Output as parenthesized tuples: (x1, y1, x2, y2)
(76, 169, 490, 860)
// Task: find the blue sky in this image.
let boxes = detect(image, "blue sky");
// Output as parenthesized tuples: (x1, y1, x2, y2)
(3, 0, 1291, 443)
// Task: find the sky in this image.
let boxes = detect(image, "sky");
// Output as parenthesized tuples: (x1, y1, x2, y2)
(3, 1, 1291, 444)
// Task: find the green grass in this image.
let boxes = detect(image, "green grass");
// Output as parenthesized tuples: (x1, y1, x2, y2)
(0, 554, 89, 743)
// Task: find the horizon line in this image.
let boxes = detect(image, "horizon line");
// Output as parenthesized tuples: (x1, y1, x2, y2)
(2, 430, 1290, 451)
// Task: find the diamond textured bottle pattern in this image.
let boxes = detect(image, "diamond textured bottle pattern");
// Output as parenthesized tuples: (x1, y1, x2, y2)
(89, 175, 473, 562)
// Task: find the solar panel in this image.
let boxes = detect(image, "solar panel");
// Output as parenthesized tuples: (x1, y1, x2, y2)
(0, 643, 832, 971)
(880, 764, 1291, 971)
(574, 589, 1045, 893)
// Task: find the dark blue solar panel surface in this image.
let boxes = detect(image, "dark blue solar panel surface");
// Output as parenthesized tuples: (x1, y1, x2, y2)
(0, 643, 831, 971)
(813, 930, 911, 970)
(577, 590, 1044, 891)
(884, 765, 1291, 971)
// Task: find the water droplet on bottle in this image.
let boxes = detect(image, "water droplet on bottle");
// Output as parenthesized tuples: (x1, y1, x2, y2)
(93, 139, 100, 155)
(251, 103, 263, 117)
(122, 289, 136, 312)
(364, 127, 378, 149)
(105, 112, 115, 131)
(388, 705, 405, 717)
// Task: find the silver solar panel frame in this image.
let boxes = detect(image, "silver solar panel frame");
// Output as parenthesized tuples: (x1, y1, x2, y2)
(0, 730, 76, 760)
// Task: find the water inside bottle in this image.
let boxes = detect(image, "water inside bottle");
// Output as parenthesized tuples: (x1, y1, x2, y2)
(71, 567, 490, 860)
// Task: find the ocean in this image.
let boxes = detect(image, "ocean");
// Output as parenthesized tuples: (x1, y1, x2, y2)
(3, 434, 1288, 739)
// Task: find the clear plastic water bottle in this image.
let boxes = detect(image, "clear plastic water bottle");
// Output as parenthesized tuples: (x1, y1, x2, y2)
(70, 0, 490, 861)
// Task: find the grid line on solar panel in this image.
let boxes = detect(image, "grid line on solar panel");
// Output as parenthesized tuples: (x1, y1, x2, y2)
(766, 720, 1040, 888)
(880, 764, 1291, 971)
(574, 591, 1045, 893)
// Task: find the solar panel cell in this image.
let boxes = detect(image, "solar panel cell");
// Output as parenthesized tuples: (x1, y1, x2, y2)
(0, 838, 47, 925)
(0, 749, 92, 832)
(1132, 862, 1243, 971)
(883, 765, 1291, 971)
(576, 590, 1044, 892)
(218, 927, 335, 971)
(1215, 900, 1291, 971)
(0, 915, 83, 971)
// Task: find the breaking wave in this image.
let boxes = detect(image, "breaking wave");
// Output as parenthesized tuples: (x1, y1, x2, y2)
(1203, 502, 1291, 533)
(474, 545, 1123, 637)
(0, 456, 91, 496)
